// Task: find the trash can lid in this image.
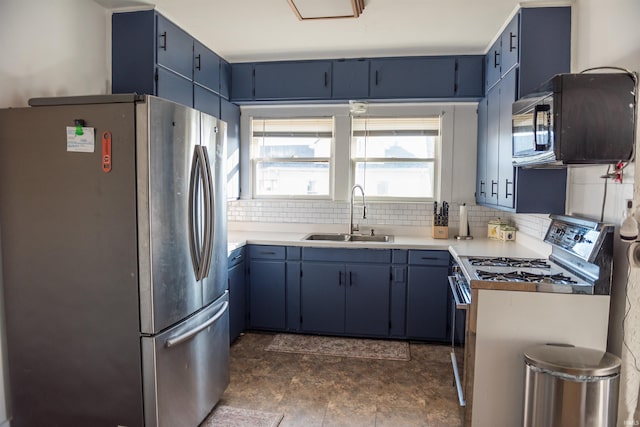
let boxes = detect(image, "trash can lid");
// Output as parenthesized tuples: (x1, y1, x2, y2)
(524, 343, 621, 377)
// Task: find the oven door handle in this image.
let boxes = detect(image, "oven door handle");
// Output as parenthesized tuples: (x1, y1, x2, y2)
(448, 276, 470, 310)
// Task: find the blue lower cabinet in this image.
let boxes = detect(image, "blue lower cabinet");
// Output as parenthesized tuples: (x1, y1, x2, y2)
(248, 258, 286, 330)
(406, 264, 449, 341)
(344, 263, 390, 336)
(300, 262, 346, 334)
(228, 248, 246, 343)
(300, 249, 392, 338)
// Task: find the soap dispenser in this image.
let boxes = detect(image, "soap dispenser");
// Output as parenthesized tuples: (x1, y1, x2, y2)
(620, 200, 638, 241)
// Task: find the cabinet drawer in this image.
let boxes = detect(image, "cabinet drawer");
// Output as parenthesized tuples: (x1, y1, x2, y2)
(248, 245, 286, 260)
(302, 247, 391, 263)
(228, 247, 245, 268)
(408, 250, 449, 266)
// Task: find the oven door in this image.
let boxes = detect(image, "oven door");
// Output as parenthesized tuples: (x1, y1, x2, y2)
(448, 275, 469, 406)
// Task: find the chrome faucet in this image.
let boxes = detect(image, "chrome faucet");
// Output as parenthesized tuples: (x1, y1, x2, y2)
(349, 184, 366, 234)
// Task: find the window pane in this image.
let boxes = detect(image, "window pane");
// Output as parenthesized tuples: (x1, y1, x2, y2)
(255, 161, 330, 196)
(253, 118, 333, 158)
(354, 161, 434, 198)
(352, 117, 439, 159)
(254, 136, 331, 158)
(353, 135, 436, 158)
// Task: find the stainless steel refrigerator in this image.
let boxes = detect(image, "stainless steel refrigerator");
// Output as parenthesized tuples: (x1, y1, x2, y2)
(0, 94, 229, 427)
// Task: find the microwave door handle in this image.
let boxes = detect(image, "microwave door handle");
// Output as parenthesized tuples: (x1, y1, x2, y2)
(533, 104, 551, 151)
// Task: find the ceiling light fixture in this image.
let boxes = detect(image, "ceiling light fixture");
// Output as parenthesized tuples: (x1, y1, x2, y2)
(287, 0, 365, 21)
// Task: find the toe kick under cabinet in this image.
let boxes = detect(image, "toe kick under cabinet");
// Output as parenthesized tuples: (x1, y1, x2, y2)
(244, 245, 451, 342)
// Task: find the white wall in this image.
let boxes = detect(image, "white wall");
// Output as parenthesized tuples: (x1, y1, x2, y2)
(0, 0, 109, 423)
(571, 0, 640, 422)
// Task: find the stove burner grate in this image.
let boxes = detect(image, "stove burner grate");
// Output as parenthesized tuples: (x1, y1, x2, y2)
(469, 257, 551, 268)
(475, 269, 577, 284)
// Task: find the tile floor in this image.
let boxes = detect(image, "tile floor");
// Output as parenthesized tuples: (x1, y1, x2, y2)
(218, 332, 464, 427)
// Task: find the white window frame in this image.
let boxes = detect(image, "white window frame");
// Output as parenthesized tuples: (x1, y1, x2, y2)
(238, 103, 468, 203)
(250, 117, 334, 199)
(350, 116, 442, 202)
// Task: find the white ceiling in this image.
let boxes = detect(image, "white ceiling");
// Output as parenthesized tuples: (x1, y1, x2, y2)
(98, 0, 559, 63)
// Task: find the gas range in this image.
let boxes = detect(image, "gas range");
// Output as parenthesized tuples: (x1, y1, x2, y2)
(456, 215, 614, 297)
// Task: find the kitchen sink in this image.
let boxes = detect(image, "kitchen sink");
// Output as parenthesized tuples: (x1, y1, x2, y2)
(302, 233, 393, 243)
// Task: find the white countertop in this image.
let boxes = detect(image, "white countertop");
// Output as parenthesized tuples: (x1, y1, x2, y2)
(228, 229, 549, 260)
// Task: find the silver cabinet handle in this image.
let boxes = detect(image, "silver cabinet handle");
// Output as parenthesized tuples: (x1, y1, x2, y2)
(166, 301, 229, 348)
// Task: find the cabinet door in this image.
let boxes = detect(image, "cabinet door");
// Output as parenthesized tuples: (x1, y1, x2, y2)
(485, 39, 501, 91)
(254, 61, 332, 100)
(370, 57, 456, 98)
(228, 261, 245, 343)
(497, 69, 517, 208)
(332, 59, 369, 99)
(455, 56, 484, 98)
(406, 265, 449, 341)
(193, 85, 220, 118)
(248, 259, 286, 330)
(476, 97, 488, 204)
(486, 87, 500, 205)
(221, 99, 240, 200)
(390, 264, 407, 337)
(345, 264, 390, 336)
(500, 15, 519, 77)
(300, 262, 345, 334)
(156, 14, 193, 79)
(220, 60, 232, 100)
(231, 63, 254, 101)
(193, 40, 220, 92)
(518, 7, 571, 98)
(156, 67, 193, 108)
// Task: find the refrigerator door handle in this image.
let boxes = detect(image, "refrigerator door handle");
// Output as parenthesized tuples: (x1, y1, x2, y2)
(165, 301, 229, 348)
(188, 146, 211, 281)
(188, 148, 202, 279)
(200, 146, 215, 279)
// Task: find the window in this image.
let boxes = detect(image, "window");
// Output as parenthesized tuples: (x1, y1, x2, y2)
(351, 117, 441, 200)
(251, 118, 333, 197)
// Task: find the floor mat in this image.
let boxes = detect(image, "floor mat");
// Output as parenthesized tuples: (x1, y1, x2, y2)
(264, 333, 411, 361)
(201, 405, 283, 427)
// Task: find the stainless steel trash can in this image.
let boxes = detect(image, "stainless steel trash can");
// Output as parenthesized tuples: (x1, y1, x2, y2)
(523, 343, 621, 427)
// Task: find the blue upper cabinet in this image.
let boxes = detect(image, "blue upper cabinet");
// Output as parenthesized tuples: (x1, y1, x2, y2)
(230, 55, 484, 103)
(518, 7, 571, 97)
(485, 38, 502, 92)
(156, 14, 193, 80)
(500, 15, 519, 78)
(483, 6, 571, 98)
(254, 61, 332, 100)
(220, 60, 232, 100)
(113, 10, 230, 112)
(455, 56, 484, 98)
(332, 59, 370, 99)
(230, 63, 254, 101)
(370, 57, 456, 98)
(193, 40, 220, 93)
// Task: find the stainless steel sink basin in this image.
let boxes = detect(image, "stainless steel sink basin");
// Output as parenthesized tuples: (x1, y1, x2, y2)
(302, 233, 393, 243)
(303, 233, 349, 241)
(348, 234, 393, 242)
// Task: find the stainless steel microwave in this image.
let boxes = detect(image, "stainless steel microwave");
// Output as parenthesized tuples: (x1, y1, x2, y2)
(512, 73, 636, 167)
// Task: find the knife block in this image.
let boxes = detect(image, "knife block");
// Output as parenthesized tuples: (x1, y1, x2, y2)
(432, 224, 449, 239)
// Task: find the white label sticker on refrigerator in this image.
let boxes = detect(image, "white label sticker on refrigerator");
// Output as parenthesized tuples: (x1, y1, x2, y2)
(66, 127, 95, 152)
